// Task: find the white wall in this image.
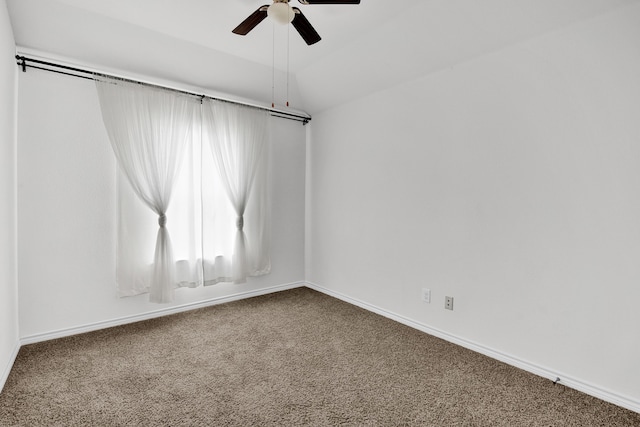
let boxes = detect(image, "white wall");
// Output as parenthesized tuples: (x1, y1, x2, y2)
(17, 68, 306, 340)
(0, 0, 19, 391)
(307, 4, 640, 410)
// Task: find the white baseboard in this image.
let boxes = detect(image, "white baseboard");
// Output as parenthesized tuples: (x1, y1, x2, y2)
(0, 340, 20, 394)
(20, 281, 305, 345)
(304, 281, 640, 414)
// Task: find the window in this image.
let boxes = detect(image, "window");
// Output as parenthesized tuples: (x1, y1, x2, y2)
(96, 77, 270, 302)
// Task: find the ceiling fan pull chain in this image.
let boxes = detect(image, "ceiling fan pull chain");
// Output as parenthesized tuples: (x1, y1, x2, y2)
(272, 21, 276, 108)
(286, 15, 290, 107)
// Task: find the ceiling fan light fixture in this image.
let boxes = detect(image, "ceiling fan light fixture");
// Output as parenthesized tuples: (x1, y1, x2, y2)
(267, 2, 295, 25)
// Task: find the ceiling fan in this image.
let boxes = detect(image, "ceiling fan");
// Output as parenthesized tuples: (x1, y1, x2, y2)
(232, 0, 361, 46)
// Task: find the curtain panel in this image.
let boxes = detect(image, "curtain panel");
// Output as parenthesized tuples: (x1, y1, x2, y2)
(96, 78, 271, 302)
(202, 99, 271, 283)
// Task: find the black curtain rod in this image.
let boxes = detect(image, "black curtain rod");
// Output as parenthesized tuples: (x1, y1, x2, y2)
(15, 55, 311, 124)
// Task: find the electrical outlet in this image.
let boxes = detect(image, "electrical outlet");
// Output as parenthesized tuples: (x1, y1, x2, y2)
(445, 296, 454, 310)
(422, 288, 431, 303)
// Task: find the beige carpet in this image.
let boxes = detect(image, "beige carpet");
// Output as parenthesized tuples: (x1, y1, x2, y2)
(1, 287, 639, 426)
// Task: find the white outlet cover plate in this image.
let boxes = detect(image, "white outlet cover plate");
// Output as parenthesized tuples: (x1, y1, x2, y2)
(445, 296, 454, 310)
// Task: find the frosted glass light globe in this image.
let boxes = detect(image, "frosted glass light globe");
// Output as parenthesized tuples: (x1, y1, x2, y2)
(267, 2, 294, 25)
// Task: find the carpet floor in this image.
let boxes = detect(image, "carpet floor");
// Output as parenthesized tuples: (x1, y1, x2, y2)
(1, 287, 639, 426)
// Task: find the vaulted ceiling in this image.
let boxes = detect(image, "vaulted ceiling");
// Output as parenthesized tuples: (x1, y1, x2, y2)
(6, 0, 637, 114)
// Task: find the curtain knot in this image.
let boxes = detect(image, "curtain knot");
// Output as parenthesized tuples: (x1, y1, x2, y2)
(236, 216, 244, 231)
(158, 214, 167, 228)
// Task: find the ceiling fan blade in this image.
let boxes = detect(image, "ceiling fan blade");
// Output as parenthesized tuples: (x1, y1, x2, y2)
(232, 6, 268, 35)
(298, 0, 360, 4)
(291, 8, 321, 45)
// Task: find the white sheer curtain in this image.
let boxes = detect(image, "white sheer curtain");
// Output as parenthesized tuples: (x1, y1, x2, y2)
(202, 99, 271, 283)
(95, 77, 198, 303)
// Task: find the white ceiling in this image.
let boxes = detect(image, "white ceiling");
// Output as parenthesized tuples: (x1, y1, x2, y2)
(6, 0, 638, 114)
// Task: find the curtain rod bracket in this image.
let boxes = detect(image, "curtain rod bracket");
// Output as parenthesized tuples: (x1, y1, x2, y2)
(16, 55, 26, 72)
